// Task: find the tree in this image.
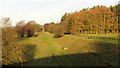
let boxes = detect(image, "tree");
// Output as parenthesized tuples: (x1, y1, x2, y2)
(59, 5, 118, 34)
(67, 18, 74, 33)
(116, 4, 120, 33)
(92, 6, 96, 9)
(50, 22, 54, 24)
(83, 18, 90, 25)
(44, 5, 118, 36)
(110, 6, 113, 12)
(27, 29, 35, 37)
(1, 18, 12, 29)
(47, 24, 55, 33)
(16, 20, 25, 37)
(44, 23, 50, 31)
(53, 24, 65, 38)
(61, 13, 67, 22)
(24, 22, 35, 37)
(23, 21, 41, 37)
(2, 18, 25, 65)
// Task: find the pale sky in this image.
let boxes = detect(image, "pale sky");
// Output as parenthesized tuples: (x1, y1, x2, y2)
(0, 0, 119, 25)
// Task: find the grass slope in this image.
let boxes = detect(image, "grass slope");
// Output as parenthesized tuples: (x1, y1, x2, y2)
(17, 31, 118, 66)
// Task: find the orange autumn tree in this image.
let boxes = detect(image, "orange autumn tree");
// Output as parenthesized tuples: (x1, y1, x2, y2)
(59, 5, 118, 34)
(44, 5, 118, 38)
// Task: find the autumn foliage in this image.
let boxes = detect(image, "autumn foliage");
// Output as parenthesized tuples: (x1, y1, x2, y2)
(1, 18, 25, 65)
(1, 4, 120, 65)
(1, 18, 42, 65)
(16, 21, 42, 37)
(44, 5, 119, 37)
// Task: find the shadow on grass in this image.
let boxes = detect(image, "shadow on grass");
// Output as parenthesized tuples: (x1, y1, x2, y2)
(88, 36, 119, 40)
(54, 36, 63, 38)
(91, 40, 118, 65)
(18, 37, 29, 41)
(23, 44, 37, 60)
(4, 40, 118, 67)
(7, 44, 37, 66)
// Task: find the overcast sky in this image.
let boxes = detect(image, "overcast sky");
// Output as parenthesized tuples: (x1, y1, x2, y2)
(0, 0, 119, 25)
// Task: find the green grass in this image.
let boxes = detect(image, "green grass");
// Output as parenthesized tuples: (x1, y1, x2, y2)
(81, 33, 118, 39)
(15, 31, 118, 66)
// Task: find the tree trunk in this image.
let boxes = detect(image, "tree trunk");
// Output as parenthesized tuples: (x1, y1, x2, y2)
(95, 30, 97, 34)
(101, 29, 102, 34)
(85, 30, 86, 34)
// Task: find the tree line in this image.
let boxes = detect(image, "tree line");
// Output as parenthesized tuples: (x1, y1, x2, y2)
(44, 5, 120, 37)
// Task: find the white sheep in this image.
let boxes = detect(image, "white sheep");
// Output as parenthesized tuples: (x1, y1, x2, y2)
(62, 47, 68, 50)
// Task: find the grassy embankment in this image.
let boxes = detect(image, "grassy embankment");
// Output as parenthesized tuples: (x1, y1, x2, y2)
(17, 31, 118, 66)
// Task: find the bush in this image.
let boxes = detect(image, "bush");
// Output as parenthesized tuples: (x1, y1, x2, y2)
(44, 23, 49, 31)
(53, 24, 65, 38)
(2, 27, 25, 65)
(1, 18, 25, 65)
(47, 24, 55, 33)
(24, 21, 42, 37)
(16, 20, 25, 37)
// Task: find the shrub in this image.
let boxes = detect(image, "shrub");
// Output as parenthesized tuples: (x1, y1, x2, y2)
(2, 27, 25, 65)
(23, 21, 42, 37)
(47, 24, 55, 33)
(44, 23, 49, 31)
(1, 18, 25, 65)
(53, 24, 65, 38)
(16, 20, 25, 37)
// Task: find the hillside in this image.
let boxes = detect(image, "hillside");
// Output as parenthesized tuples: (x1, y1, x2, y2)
(2, 4, 120, 67)
(10, 31, 118, 66)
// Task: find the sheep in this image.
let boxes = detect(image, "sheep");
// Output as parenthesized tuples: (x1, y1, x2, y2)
(62, 47, 68, 50)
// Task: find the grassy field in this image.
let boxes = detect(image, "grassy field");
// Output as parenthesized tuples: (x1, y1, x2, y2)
(15, 31, 118, 66)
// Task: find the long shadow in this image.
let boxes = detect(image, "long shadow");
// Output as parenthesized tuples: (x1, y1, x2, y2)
(90, 40, 118, 66)
(5, 53, 117, 67)
(88, 36, 119, 40)
(23, 44, 37, 60)
(3, 40, 118, 67)
(4, 44, 37, 66)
